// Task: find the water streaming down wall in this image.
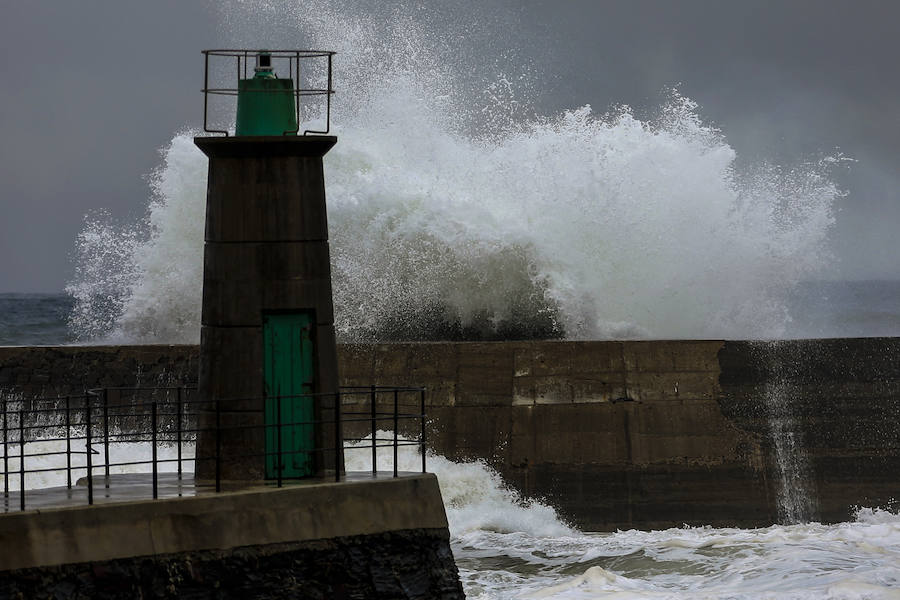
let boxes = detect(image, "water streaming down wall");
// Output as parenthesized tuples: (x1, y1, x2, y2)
(755, 342, 819, 524)
(65, 1, 841, 345)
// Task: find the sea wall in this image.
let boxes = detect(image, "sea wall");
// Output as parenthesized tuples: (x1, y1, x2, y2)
(0, 474, 464, 600)
(2, 339, 898, 530)
(341, 339, 900, 529)
(0, 345, 197, 397)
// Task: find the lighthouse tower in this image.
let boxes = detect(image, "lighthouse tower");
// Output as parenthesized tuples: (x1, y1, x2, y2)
(194, 50, 341, 481)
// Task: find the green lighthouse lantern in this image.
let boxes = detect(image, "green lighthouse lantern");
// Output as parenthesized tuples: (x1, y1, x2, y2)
(235, 51, 299, 136)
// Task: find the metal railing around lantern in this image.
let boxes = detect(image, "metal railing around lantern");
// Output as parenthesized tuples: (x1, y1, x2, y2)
(201, 49, 335, 137)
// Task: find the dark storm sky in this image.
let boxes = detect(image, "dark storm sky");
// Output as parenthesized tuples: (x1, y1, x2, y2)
(1, 0, 898, 292)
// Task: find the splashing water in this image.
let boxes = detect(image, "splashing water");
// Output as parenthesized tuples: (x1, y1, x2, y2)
(66, 1, 841, 343)
(345, 434, 900, 599)
(753, 341, 820, 525)
(4, 440, 193, 492)
(357, 435, 900, 600)
(67, 134, 207, 343)
(345, 431, 572, 539)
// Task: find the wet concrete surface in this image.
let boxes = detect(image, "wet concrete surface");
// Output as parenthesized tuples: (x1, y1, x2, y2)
(1, 470, 419, 513)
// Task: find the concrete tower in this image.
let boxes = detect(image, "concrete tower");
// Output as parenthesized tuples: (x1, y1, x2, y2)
(194, 50, 341, 482)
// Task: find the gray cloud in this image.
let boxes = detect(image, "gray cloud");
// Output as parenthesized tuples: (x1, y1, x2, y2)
(1, 0, 897, 291)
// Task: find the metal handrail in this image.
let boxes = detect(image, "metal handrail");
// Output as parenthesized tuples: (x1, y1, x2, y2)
(1, 386, 425, 512)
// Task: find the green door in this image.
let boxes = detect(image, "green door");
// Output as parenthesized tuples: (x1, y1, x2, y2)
(264, 312, 315, 478)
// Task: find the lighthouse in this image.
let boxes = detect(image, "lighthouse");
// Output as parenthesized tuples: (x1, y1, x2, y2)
(194, 50, 341, 482)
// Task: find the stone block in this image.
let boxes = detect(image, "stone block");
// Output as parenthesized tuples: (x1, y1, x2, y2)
(531, 376, 574, 404)
(623, 341, 678, 372)
(198, 326, 264, 406)
(194, 409, 266, 481)
(569, 341, 624, 374)
(513, 342, 569, 377)
(426, 406, 509, 465)
(201, 277, 336, 327)
(373, 344, 410, 379)
(204, 241, 333, 281)
(337, 343, 376, 382)
(671, 340, 723, 372)
(508, 404, 631, 466)
(630, 400, 732, 436)
(630, 433, 736, 465)
(512, 375, 535, 406)
(405, 343, 459, 379)
(627, 371, 718, 402)
(513, 341, 622, 378)
(458, 342, 514, 369)
(571, 376, 627, 403)
(203, 154, 330, 243)
(456, 343, 514, 406)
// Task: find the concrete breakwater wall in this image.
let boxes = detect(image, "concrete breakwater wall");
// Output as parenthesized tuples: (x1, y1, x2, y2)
(2, 339, 899, 530)
(0, 345, 198, 396)
(0, 475, 464, 599)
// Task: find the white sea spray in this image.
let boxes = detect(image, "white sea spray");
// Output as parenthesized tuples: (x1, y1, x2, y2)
(66, 1, 841, 343)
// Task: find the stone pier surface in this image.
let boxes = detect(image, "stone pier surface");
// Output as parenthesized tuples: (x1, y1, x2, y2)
(0, 474, 464, 599)
(2, 338, 899, 530)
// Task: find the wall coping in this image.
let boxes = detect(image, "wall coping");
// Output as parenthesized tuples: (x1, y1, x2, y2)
(0, 473, 447, 571)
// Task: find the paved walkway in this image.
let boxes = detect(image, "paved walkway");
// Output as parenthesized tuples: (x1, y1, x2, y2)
(1, 471, 408, 513)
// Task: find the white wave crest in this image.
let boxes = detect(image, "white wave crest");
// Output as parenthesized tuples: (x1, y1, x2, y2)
(66, 1, 840, 343)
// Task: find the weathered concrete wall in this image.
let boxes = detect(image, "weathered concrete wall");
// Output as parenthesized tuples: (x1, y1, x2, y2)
(0, 345, 197, 398)
(718, 339, 900, 527)
(2, 339, 898, 530)
(339, 339, 900, 530)
(342, 340, 773, 530)
(0, 529, 460, 600)
(0, 474, 464, 599)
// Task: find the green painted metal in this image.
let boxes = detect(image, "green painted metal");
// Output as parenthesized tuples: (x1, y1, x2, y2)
(235, 74, 298, 137)
(264, 312, 315, 478)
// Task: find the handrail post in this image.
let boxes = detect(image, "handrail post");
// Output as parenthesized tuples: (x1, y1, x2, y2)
(276, 394, 283, 489)
(3, 396, 8, 498)
(203, 51, 210, 134)
(65, 395, 72, 489)
(420, 388, 426, 474)
(393, 389, 398, 478)
(176, 387, 183, 480)
(151, 400, 158, 500)
(370, 386, 376, 475)
(215, 398, 221, 493)
(102, 388, 110, 488)
(18, 406, 25, 511)
(85, 395, 93, 505)
(325, 53, 333, 133)
(334, 392, 341, 483)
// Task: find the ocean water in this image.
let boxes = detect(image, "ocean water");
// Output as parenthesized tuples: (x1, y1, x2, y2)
(0, 294, 74, 346)
(6, 434, 900, 599)
(3, 283, 899, 347)
(352, 437, 900, 600)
